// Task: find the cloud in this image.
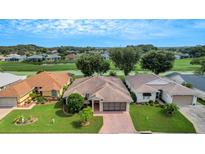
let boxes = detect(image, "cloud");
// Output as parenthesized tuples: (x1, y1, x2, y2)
(1, 19, 205, 41)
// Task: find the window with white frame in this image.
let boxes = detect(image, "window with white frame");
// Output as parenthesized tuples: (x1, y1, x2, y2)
(143, 93, 151, 100)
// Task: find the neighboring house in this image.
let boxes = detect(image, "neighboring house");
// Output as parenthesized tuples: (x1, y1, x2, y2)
(101, 51, 109, 60)
(175, 55, 181, 60)
(5, 54, 26, 62)
(0, 72, 71, 107)
(66, 53, 77, 60)
(63, 76, 132, 112)
(0, 72, 26, 90)
(125, 74, 197, 106)
(175, 53, 190, 59)
(46, 54, 61, 61)
(0, 55, 5, 61)
(27, 55, 43, 62)
(166, 73, 205, 100)
(48, 50, 58, 54)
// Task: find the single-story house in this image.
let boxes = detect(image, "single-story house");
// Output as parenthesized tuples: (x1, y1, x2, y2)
(46, 54, 61, 61)
(166, 72, 205, 100)
(0, 72, 71, 107)
(48, 50, 58, 54)
(0, 55, 5, 61)
(175, 53, 190, 59)
(101, 51, 110, 60)
(63, 76, 133, 112)
(0, 72, 26, 90)
(27, 55, 43, 62)
(5, 54, 26, 62)
(66, 53, 77, 60)
(125, 74, 197, 106)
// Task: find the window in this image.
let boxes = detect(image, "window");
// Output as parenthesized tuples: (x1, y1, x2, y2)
(51, 90, 57, 97)
(143, 93, 151, 100)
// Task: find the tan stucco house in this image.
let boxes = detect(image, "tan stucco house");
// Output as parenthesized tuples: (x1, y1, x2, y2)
(0, 72, 71, 107)
(125, 74, 197, 106)
(63, 76, 133, 112)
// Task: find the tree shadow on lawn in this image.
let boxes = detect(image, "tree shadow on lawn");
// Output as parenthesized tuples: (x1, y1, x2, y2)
(71, 121, 82, 129)
(55, 110, 73, 118)
(54, 101, 63, 109)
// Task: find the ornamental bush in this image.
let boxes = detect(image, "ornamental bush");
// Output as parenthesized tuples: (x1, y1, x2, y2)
(79, 107, 93, 126)
(66, 93, 84, 114)
(162, 104, 179, 116)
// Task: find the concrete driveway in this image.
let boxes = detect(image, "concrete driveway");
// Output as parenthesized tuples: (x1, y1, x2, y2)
(179, 104, 205, 134)
(0, 107, 13, 120)
(96, 112, 136, 134)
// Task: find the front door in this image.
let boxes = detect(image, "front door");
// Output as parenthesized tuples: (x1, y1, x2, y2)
(94, 101, 100, 112)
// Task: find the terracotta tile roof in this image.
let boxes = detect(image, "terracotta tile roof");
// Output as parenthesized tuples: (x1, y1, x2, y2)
(0, 80, 32, 98)
(0, 72, 71, 98)
(63, 76, 132, 103)
(26, 72, 70, 91)
(125, 74, 197, 96)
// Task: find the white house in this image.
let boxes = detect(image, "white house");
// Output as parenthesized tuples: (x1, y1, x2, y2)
(125, 74, 197, 106)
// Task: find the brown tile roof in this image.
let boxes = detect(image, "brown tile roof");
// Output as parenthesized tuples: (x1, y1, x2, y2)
(26, 72, 70, 91)
(0, 80, 32, 98)
(125, 74, 196, 96)
(63, 76, 133, 103)
(0, 72, 71, 98)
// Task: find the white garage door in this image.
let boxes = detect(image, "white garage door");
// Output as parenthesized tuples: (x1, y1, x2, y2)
(172, 95, 193, 106)
(0, 98, 17, 107)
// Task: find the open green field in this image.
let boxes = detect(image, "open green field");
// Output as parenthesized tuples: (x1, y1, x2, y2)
(129, 104, 195, 133)
(172, 58, 200, 71)
(0, 103, 103, 133)
(0, 61, 77, 71)
(0, 58, 200, 75)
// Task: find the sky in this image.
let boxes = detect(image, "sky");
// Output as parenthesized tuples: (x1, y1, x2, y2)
(0, 19, 205, 47)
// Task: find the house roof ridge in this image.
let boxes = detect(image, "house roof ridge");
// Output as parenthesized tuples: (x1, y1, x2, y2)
(67, 76, 95, 93)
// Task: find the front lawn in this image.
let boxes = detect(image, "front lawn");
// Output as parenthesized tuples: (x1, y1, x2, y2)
(129, 104, 195, 133)
(0, 103, 103, 133)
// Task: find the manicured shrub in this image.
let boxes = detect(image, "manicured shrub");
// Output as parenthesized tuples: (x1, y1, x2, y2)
(130, 92, 137, 102)
(162, 104, 179, 116)
(66, 93, 84, 114)
(148, 100, 154, 106)
(182, 82, 193, 88)
(109, 71, 117, 76)
(79, 106, 93, 126)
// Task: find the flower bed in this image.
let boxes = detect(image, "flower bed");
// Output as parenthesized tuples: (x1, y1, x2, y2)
(14, 116, 38, 126)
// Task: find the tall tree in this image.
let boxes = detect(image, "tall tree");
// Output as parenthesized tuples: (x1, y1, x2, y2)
(76, 53, 110, 76)
(96, 60, 110, 75)
(190, 56, 205, 74)
(140, 51, 175, 74)
(109, 47, 140, 75)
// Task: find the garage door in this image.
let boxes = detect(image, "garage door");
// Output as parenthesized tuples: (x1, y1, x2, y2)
(172, 95, 193, 106)
(0, 98, 17, 107)
(103, 102, 126, 111)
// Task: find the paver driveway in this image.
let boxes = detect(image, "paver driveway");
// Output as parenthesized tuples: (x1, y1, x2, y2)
(97, 112, 136, 134)
(179, 104, 205, 133)
(0, 107, 13, 120)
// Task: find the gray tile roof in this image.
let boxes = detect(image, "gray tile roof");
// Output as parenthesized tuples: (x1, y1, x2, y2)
(63, 76, 132, 103)
(0, 72, 26, 88)
(125, 74, 196, 96)
(180, 74, 205, 92)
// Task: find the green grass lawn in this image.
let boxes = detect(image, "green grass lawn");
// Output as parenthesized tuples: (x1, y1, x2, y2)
(0, 61, 77, 71)
(198, 98, 205, 105)
(172, 58, 200, 71)
(0, 58, 200, 73)
(0, 103, 103, 133)
(129, 104, 195, 133)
